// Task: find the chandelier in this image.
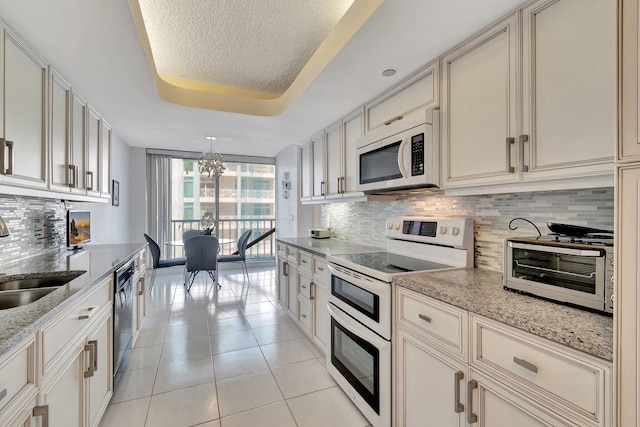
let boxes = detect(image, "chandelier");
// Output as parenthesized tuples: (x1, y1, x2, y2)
(198, 136, 226, 177)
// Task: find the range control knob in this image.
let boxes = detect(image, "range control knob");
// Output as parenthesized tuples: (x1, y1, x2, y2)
(451, 227, 460, 236)
(439, 226, 448, 234)
(610, 258, 614, 267)
(610, 276, 615, 284)
(393, 223, 401, 230)
(386, 223, 393, 229)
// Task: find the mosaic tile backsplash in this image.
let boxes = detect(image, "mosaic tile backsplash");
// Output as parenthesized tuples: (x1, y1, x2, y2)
(322, 187, 614, 272)
(0, 196, 72, 267)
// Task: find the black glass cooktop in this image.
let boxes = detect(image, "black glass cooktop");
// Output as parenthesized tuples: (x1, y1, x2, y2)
(334, 251, 453, 274)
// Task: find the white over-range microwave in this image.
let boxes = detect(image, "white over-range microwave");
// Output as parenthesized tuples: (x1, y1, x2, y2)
(356, 109, 439, 194)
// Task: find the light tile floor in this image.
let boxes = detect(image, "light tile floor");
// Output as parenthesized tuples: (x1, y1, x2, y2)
(99, 265, 370, 427)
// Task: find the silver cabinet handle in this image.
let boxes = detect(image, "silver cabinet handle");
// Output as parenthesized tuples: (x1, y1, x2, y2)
(0, 388, 6, 402)
(519, 135, 529, 172)
(90, 339, 98, 371)
(139, 278, 145, 295)
(418, 313, 432, 323)
(301, 313, 307, 319)
(320, 181, 325, 196)
(301, 284, 307, 289)
(68, 164, 77, 188)
(84, 341, 96, 378)
(337, 177, 341, 194)
(454, 371, 464, 413)
(513, 356, 538, 374)
(384, 115, 403, 126)
(310, 282, 315, 300)
(86, 171, 94, 190)
(33, 405, 49, 427)
(507, 137, 515, 173)
(283, 262, 289, 277)
(5, 140, 14, 175)
(467, 380, 478, 423)
(341, 176, 345, 193)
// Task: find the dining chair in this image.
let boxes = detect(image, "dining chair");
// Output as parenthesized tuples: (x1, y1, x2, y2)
(182, 229, 201, 242)
(184, 235, 220, 291)
(143, 233, 186, 291)
(218, 230, 252, 283)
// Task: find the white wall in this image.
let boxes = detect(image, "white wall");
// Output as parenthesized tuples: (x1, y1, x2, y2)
(275, 144, 319, 237)
(75, 132, 134, 244)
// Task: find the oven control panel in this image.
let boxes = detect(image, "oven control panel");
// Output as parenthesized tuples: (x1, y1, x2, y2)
(385, 216, 473, 249)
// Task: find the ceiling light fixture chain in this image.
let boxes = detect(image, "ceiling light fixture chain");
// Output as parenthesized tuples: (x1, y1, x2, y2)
(198, 136, 226, 178)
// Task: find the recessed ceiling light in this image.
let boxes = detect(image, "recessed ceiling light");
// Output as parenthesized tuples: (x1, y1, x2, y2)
(205, 136, 217, 141)
(382, 69, 396, 77)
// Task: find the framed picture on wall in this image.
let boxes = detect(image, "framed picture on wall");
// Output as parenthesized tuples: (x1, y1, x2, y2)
(112, 180, 119, 206)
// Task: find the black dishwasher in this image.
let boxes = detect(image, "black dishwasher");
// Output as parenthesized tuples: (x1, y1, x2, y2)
(113, 260, 134, 377)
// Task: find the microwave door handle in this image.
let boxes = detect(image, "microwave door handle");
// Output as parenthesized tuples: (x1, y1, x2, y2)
(508, 241, 604, 257)
(397, 138, 409, 178)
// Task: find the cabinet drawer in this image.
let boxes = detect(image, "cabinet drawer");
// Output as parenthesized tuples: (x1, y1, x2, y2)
(41, 277, 112, 374)
(471, 316, 610, 424)
(298, 297, 312, 333)
(396, 287, 466, 359)
(0, 338, 35, 414)
(286, 248, 298, 265)
(313, 258, 328, 277)
(298, 274, 312, 300)
(298, 251, 313, 273)
(277, 242, 288, 257)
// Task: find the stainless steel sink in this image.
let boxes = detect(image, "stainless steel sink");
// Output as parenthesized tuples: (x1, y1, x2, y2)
(0, 288, 59, 310)
(0, 274, 80, 291)
(0, 271, 85, 309)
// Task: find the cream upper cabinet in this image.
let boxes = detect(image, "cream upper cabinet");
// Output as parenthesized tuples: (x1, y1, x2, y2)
(441, 12, 520, 188)
(49, 67, 72, 194)
(520, 0, 615, 181)
(86, 105, 100, 197)
(0, 23, 48, 190)
(325, 121, 342, 199)
(300, 142, 312, 201)
(620, 0, 640, 161)
(365, 62, 438, 133)
(70, 90, 87, 195)
(99, 119, 111, 198)
(311, 131, 325, 200)
(342, 108, 364, 196)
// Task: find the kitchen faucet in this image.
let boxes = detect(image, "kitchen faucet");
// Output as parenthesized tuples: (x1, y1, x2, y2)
(0, 215, 9, 237)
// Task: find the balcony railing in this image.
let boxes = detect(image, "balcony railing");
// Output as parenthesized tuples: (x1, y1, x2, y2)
(168, 218, 276, 261)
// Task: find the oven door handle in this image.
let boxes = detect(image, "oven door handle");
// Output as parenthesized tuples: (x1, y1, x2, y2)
(328, 264, 390, 295)
(508, 241, 604, 257)
(328, 303, 389, 349)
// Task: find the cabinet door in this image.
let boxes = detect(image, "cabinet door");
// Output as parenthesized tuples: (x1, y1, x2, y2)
(468, 370, 574, 427)
(395, 328, 466, 427)
(311, 132, 325, 199)
(277, 257, 288, 310)
(616, 165, 640, 426)
(441, 13, 519, 188)
(521, 0, 615, 180)
(365, 62, 438, 133)
(99, 119, 111, 198)
(70, 90, 86, 194)
(49, 67, 71, 193)
(288, 265, 299, 318)
(300, 143, 312, 200)
(620, 0, 640, 160)
(342, 108, 364, 196)
(0, 26, 47, 189)
(86, 106, 100, 197)
(39, 347, 83, 427)
(325, 121, 342, 199)
(86, 314, 112, 427)
(311, 282, 329, 355)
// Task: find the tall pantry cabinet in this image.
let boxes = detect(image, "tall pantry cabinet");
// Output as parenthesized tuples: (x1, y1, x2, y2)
(618, 0, 640, 425)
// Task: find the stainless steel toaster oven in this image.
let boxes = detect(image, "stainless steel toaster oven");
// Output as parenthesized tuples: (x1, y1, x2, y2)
(504, 237, 613, 314)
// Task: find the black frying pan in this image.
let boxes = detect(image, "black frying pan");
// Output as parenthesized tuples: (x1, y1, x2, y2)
(546, 222, 613, 237)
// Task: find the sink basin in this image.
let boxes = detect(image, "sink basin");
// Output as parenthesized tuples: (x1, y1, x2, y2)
(0, 271, 85, 309)
(0, 272, 83, 291)
(0, 288, 58, 309)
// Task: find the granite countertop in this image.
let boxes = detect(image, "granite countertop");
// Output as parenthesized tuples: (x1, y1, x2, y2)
(0, 243, 147, 358)
(394, 268, 613, 362)
(276, 237, 382, 257)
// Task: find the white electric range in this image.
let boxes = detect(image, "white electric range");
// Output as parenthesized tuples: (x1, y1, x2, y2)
(325, 216, 474, 427)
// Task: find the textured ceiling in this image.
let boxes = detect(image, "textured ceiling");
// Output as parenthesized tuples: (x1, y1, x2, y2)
(139, 0, 355, 95)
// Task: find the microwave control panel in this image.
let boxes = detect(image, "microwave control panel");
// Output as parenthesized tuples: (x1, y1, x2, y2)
(411, 133, 424, 176)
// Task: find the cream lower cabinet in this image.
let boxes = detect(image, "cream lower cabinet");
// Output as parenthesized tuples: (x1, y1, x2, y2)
(0, 337, 37, 427)
(276, 244, 299, 319)
(395, 287, 612, 427)
(132, 248, 147, 345)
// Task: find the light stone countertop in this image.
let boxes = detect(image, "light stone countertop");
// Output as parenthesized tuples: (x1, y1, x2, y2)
(394, 268, 613, 362)
(0, 243, 147, 358)
(276, 237, 382, 257)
